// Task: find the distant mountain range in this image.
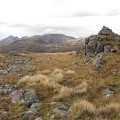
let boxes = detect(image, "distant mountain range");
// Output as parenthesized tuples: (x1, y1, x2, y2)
(0, 34, 85, 53)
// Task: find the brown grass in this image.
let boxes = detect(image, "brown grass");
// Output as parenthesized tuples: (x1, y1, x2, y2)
(53, 82, 88, 100)
(70, 99, 96, 116)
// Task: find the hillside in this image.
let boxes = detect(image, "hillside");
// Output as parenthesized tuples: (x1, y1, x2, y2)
(0, 35, 19, 47)
(0, 34, 84, 53)
(0, 26, 119, 120)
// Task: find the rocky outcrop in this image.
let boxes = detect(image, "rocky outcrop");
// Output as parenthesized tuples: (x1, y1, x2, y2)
(85, 26, 120, 55)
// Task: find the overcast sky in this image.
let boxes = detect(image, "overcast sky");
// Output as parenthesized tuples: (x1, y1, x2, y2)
(0, 0, 120, 39)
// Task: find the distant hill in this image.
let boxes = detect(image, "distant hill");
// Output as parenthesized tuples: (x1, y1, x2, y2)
(0, 35, 19, 47)
(0, 34, 84, 53)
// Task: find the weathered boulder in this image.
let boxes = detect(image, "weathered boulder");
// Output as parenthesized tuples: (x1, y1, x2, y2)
(98, 26, 113, 35)
(50, 102, 69, 119)
(51, 109, 69, 120)
(20, 90, 39, 107)
(23, 103, 41, 120)
(50, 102, 69, 111)
(10, 89, 39, 107)
(93, 52, 106, 71)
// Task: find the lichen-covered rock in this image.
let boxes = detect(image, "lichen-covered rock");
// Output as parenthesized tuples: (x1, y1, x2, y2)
(0, 83, 17, 94)
(23, 103, 41, 120)
(103, 87, 115, 98)
(51, 108, 69, 119)
(93, 52, 106, 71)
(85, 26, 120, 55)
(20, 90, 39, 107)
(98, 26, 113, 35)
(10, 89, 39, 107)
(50, 102, 69, 119)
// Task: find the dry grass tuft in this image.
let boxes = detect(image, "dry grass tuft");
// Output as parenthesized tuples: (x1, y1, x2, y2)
(65, 70, 76, 75)
(97, 102, 120, 116)
(18, 68, 65, 88)
(53, 82, 88, 100)
(70, 99, 96, 116)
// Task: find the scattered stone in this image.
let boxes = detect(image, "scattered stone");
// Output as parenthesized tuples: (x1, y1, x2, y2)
(0, 84, 17, 94)
(51, 108, 69, 119)
(35, 117, 43, 120)
(10, 90, 23, 103)
(1, 110, 9, 120)
(50, 102, 69, 111)
(110, 68, 119, 75)
(50, 102, 69, 119)
(103, 87, 115, 98)
(30, 103, 41, 113)
(22, 103, 41, 120)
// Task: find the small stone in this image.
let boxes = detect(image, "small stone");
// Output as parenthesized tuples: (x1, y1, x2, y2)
(34, 117, 43, 120)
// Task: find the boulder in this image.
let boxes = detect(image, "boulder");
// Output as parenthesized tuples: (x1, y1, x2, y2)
(10, 89, 39, 107)
(93, 52, 106, 71)
(22, 103, 41, 120)
(50, 102, 69, 119)
(98, 26, 113, 35)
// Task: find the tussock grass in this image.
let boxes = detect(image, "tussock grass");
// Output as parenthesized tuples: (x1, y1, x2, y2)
(18, 68, 71, 89)
(97, 103, 120, 116)
(70, 99, 120, 119)
(53, 82, 88, 100)
(70, 99, 96, 116)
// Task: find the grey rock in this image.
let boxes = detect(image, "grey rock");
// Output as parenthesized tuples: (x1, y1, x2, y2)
(110, 68, 119, 75)
(98, 26, 113, 35)
(22, 103, 41, 120)
(52, 108, 69, 118)
(10, 90, 23, 103)
(50, 102, 69, 119)
(30, 103, 41, 113)
(0, 84, 16, 94)
(103, 87, 115, 98)
(50, 102, 69, 111)
(20, 90, 39, 107)
(84, 26, 120, 55)
(1, 110, 9, 120)
(22, 111, 38, 120)
(10, 89, 39, 107)
(34, 117, 43, 120)
(93, 52, 106, 71)
(96, 41, 104, 54)
(104, 45, 111, 53)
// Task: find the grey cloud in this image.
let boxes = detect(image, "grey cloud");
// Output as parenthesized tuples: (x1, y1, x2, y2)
(105, 9, 120, 16)
(0, 21, 8, 26)
(71, 11, 100, 17)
